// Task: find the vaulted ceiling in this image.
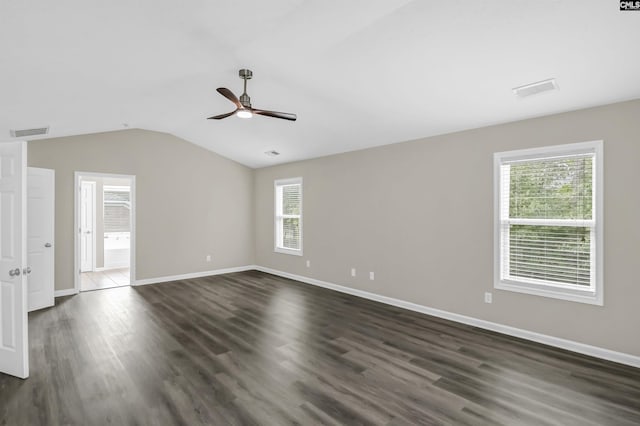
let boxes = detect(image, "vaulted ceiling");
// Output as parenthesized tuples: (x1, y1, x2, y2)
(1, 1, 639, 167)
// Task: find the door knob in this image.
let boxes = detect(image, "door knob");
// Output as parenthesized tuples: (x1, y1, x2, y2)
(9, 268, 21, 277)
(85, 231, 91, 234)
(23, 267, 31, 275)
(45, 243, 52, 248)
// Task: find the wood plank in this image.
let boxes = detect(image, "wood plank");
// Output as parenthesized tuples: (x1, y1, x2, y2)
(1, 271, 639, 425)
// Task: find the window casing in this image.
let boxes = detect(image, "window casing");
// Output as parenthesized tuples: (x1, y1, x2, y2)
(274, 177, 303, 256)
(494, 141, 603, 305)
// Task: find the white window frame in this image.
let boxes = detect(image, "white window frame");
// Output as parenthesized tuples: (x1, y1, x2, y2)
(493, 141, 603, 305)
(274, 177, 303, 256)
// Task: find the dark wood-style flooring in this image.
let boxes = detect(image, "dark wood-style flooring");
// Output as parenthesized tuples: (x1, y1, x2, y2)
(1, 271, 639, 425)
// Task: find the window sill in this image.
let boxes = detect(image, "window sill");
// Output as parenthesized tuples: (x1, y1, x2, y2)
(495, 279, 602, 306)
(275, 247, 303, 256)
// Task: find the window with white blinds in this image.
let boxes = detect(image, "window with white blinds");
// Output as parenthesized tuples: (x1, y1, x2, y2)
(494, 141, 603, 305)
(103, 186, 131, 233)
(275, 178, 303, 256)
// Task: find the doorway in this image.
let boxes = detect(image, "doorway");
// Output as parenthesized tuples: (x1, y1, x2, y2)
(75, 172, 135, 292)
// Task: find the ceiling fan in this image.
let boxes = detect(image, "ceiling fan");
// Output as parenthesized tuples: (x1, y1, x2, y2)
(208, 69, 297, 121)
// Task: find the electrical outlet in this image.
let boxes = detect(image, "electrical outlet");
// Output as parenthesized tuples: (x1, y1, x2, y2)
(351, 268, 356, 277)
(484, 292, 492, 304)
(206, 255, 211, 262)
(306, 260, 311, 268)
(369, 272, 375, 280)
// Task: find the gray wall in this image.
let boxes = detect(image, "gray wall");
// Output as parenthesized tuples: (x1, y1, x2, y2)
(254, 99, 640, 357)
(28, 129, 254, 290)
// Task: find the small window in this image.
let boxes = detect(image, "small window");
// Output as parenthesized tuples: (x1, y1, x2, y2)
(274, 177, 303, 256)
(103, 186, 131, 233)
(494, 141, 603, 305)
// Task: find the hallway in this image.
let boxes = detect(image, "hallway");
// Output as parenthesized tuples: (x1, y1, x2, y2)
(80, 268, 130, 291)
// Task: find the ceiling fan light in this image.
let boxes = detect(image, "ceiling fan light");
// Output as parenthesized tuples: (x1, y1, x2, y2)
(236, 109, 252, 119)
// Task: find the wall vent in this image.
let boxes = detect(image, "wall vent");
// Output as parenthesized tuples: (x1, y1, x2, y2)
(264, 150, 280, 157)
(513, 79, 558, 98)
(10, 126, 49, 138)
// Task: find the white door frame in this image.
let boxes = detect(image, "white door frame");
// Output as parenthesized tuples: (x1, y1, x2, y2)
(74, 172, 136, 293)
(79, 180, 96, 272)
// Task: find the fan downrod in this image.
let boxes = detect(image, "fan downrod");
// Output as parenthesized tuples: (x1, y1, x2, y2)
(238, 69, 253, 108)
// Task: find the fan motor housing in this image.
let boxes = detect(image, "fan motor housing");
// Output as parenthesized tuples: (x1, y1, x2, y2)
(239, 93, 251, 108)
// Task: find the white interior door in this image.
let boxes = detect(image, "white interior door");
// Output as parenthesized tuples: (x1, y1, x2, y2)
(80, 181, 95, 272)
(0, 141, 28, 379)
(27, 167, 54, 312)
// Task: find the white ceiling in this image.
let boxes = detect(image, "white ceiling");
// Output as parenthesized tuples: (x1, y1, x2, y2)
(1, 1, 639, 168)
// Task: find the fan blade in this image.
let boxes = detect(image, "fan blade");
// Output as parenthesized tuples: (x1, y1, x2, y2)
(217, 88, 242, 108)
(207, 109, 237, 120)
(252, 108, 297, 121)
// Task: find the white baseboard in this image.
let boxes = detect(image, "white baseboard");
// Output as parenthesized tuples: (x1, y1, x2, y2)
(133, 265, 256, 286)
(103, 263, 129, 270)
(94, 266, 127, 272)
(54, 265, 256, 295)
(54, 288, 78, 298)
(52, 264, 640, 368)
(254, 266, 640, 369)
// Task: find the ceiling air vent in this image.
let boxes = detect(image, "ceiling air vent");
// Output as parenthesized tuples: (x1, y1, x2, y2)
(513, 78, 558, 98)
(264, 150, 280, 157)
(10, 126, 49, 138)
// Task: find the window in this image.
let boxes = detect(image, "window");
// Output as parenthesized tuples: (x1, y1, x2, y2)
(103, 186, 131, 233)
(494, 141, 603, 305)
(275, 177, 303, 255)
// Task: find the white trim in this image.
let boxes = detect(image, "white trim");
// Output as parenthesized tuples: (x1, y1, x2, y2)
(20, 141, 29, 378)
(48, 264, 640, 368)
(494, 278, 602, 306)
(54, 288, 78, 298)
(130, 176, 136, 286)
(273, 177, 302, 186)
(493, 140, 603, 305)
(254, 266, 640, 369)
(594, 140, 604, 305)
(94, 265, 128, 272)
(74, 172, 136, 293)
(53, 265, 256, 295)
(132, 265, 256, 286)
(495, 141, 602, 163)
(274, 246, 303, 256)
